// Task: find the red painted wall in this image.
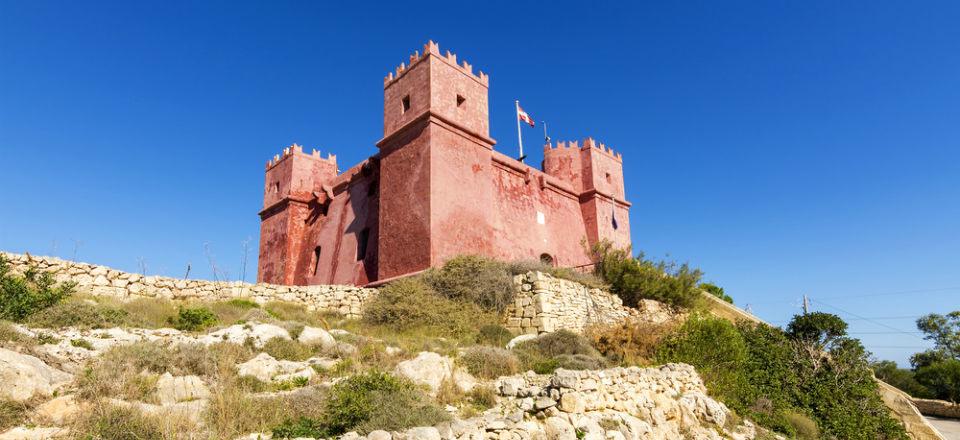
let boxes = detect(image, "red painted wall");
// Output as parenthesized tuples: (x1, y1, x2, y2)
(257, 42, 632, 286)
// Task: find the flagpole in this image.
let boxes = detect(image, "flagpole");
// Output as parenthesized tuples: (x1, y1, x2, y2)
(515, 100, 524, 163)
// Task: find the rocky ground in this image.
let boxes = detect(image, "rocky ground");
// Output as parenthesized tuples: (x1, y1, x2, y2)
(0, 316, 774, 440)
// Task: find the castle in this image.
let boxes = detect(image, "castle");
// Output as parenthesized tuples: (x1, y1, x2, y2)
(257, 41, 631, 286)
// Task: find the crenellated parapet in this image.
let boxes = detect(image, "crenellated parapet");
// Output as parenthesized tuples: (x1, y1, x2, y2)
(266, 143, 338, 170)
(383, 40, 489, 88)
(544, 137, 622, 162)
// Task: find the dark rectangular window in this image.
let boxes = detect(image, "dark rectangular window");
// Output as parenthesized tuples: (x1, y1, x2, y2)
(356, 229, 369, 261)
(311, 246, 321, 275)
(401, 95, 410, 113)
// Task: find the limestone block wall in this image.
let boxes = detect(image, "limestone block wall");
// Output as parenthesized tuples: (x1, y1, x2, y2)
(0, 252, 375, 318)
(912, 398, 960, 419)
(505, 271, 634, 334)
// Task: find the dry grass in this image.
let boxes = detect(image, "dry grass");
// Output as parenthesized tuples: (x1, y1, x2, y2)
(587, 320, 678, 366)
(261, 337, 315, 361)
(0, 399, 31, 432)
(459, 346, 520, 379)
(0, 320, 33, 347)
(264, 301, 332, 327)
(70, 400, 200, 440)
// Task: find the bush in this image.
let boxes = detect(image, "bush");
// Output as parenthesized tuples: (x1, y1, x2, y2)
(588, 320, 676, 366)
(272, 371, 448, 437)
(872, 360, 933, 399)
(262, 337, 314, 361)
(477, 324, 514, 347)
(362, 277, 495, 339)
(460, 346, 520, 379)
(513, 330, 606, 372)
(74, 404, 166, 440)
(914, 358, 960, 403)
(168, 306, 218, 331)
(0, 399, 28, 432)
(0, 321, 32, 346)
(784, 411, 820, 440)
(421, 255, 515, 313)
(591, 241, 703, 309)
(26, 300, 129, 329)
(700, 282, 733, 304)
(0, 256, 75, 321)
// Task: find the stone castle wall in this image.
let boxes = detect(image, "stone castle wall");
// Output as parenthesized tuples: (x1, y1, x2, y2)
(0, 252, 374, 318)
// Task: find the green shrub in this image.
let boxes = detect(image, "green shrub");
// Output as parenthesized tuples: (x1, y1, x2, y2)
(784, 411, 820, 440)
(262, 337, 314, 361)
(700, 282, 733, 304)
(477, 324, 514, 347)
(168, 306, 218, 331)
(421, 255, 515, 313)
(0, 256, 75, 321)
(26, 300, 129, 329)
(591, 241, 702, 309)
(914, 358, 960, 403)
(71, 338, 94, 350)
(226, 298, 260, 309)
(553, 353, 606, 370)
(460, 346, 520, 379)
(362, 277, 495, 339)
(272, 371, 448, 437)
(871, 360, 933, 399)
(467, 385, 498, 409)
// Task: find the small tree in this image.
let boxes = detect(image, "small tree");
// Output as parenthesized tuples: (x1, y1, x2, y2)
(590, 240, 703, 309)
(0, 255, 75, 321)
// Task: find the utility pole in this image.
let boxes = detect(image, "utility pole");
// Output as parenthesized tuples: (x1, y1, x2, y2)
(802, 294, 810, 315)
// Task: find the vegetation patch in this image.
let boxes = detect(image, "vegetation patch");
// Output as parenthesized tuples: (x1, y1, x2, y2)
(168, 306, 218, 332)
(459, 346, 520, 379)
(513, 330, 607, 373)
(26, 300, 129, 329)
(0, 256, 75, 322)
(362, 277, 495, 340)
(588, 320, 676, 366)
(591, 241, 703, 309)
(261, 337, 314, 361)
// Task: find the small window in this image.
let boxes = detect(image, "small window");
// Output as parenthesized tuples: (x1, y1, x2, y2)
(356, 228, 370, 261)
(311, 246, 322, 276)
(456, 95, 466, 107)
(605, 173, 612, 184)
(540, 253, 554, 266)
(273, 182, 280, 193)
(401, 95, 411, 113)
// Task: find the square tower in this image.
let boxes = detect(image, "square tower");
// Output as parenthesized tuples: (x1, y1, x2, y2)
(376, 42, 497, 279)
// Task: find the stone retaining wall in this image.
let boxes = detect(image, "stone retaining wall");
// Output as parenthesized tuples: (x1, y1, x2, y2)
(505, 271, 635, 334)
(912, 398, 960, 419)
(0, 252, 375, 318)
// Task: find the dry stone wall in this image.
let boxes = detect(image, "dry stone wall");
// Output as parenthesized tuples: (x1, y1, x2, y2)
(505, 272, 679, 334)
(912, 398, 960, 419)
(0, 252, 374, 318)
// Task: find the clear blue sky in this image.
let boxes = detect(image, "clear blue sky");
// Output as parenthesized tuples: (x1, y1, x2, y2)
(2, 1, 958, 366)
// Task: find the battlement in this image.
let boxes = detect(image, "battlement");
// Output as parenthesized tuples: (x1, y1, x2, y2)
(265, 143, 338, 170)
(383, 40, 489, 88)
(544, 137, 622, 162)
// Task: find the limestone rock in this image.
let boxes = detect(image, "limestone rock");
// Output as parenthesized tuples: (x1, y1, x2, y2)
(506, 334, 538, 349)
(558, 392, 585, 414)
(33, 395, 83, 425)
(298, 326, 336, 351)
(0, 348, 72, 402)
(201, 323, 290, 348)
(236, 353, 314, 382)
(404, 427, 441, 440)
(544, 417, 576, 440)
(0, 426, 69, 439)
(367, 430, 391, 440)
(394, 352, 453, 393)
(156, 373, 211, 405)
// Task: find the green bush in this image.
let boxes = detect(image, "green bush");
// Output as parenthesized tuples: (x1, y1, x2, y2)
(168, 306, 218, 331)
(914, 358, 960, 403)
(700, 282, 733, 304)
(362, 277, 495, 339)
(272, 371, 448, 437)
(590, 241, 703, 309)
(784, 411, 820, 440)
(421, 255, 515, 313)
(476, 324, 514, 347)
(0, 256, 75, 321)
(26, 300, 129, 329)
(460, 346, 520, 379)
(871, 360, 933, 399)
(655, 314, 907, 440)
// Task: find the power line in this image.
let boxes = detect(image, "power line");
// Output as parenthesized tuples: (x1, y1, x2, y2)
(809, 298, 925, 341)
(815, 286, 960, 301)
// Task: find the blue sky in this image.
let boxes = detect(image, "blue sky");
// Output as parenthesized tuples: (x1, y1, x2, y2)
(1, 1, 958, 366)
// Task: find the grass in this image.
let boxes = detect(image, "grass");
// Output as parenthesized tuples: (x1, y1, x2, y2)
(261, 337, 315, 361)
(512, 330, 607, 373)
(588, 320, 677, 366)
(459, 346, 520, 379)
(0, 399, 30, 432)
(0, 321, 33, 346)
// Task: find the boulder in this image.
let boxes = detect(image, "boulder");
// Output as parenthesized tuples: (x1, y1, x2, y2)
(236, 353, 315, 382)
(0, 348, 72, 402)
(544, 417, 576, 440)
(405, 427, 441, 440)
(367, 430, 391, 440)
(202, 323, 289, 348)
(33, 395, 83, 425)
(297, 326, 336, 351)
(506, 334, 538, 349)
(0, 426, 69, 439)
(394, 352, 453, 393)
(156, 373, 211, 405)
